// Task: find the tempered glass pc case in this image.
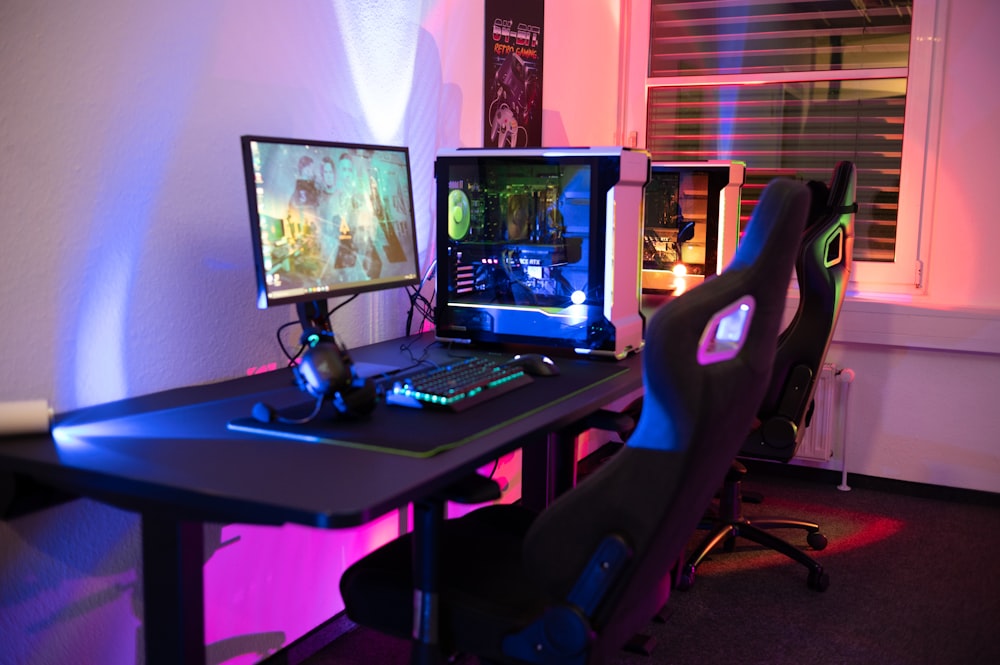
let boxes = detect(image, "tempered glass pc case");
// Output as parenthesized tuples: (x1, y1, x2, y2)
(434, 147, 649, 359)
(642, 160, 745, 293)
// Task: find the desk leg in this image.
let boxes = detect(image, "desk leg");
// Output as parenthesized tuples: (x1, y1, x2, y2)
(410, 498, 445, 665)
(141, 514, 206, 665)
(521, 431, 577, 512)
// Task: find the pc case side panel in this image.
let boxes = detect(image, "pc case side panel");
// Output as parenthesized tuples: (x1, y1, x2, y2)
(434, 150, 606, 353)
(718, 161, 747, 275)
(601, 149, 648, 359)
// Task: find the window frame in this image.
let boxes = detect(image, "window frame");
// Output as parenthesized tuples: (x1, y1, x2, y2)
(620, 0, 950, 296)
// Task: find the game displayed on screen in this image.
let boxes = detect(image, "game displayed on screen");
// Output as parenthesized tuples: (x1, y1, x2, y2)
(245, 138, 420, 306)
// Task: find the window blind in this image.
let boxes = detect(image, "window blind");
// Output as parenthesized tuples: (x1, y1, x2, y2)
(646, 0, 913, 262)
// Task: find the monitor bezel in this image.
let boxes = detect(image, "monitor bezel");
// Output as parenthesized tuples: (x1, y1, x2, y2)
(240, 134, 422, 311)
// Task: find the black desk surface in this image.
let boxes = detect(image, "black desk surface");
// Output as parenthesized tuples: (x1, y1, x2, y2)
(0, 334, 643, 530)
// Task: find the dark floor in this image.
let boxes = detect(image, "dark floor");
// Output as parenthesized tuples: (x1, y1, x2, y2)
(286, 466, 1000, 665)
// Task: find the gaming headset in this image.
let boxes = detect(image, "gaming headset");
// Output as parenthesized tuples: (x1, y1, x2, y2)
(252, 329, 377, 424)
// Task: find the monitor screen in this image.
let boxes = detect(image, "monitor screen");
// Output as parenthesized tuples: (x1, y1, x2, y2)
(241, 136, 421, 312)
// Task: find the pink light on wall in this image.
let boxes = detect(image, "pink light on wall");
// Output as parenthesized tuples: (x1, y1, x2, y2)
(203, 511, 401, 665)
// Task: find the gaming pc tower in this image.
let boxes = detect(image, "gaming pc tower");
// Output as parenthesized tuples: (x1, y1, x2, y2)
(434, 147, 649, 359)
(641, 160, 745, 293)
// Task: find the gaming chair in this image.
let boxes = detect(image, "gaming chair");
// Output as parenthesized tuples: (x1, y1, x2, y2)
(677, 161, 857, 592)
(338, 177, 809, 664)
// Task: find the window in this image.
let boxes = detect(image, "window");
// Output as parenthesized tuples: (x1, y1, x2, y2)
(625, 0, 949, 293)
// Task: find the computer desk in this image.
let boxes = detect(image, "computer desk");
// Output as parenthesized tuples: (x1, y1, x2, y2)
(0, 332, 644, 665)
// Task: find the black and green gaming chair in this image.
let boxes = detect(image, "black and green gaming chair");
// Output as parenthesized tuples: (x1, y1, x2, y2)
(678, 161, 857, 592)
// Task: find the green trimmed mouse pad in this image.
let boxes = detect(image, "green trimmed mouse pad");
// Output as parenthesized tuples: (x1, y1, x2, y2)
(227, 360, 630, 458)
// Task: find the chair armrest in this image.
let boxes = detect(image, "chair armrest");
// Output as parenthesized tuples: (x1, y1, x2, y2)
(501, 534, 631, 664)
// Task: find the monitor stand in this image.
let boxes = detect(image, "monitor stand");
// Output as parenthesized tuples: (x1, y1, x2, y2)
(296, 299, 333, 335)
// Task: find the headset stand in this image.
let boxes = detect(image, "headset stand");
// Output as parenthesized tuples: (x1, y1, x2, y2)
(297, 299, 333, 334)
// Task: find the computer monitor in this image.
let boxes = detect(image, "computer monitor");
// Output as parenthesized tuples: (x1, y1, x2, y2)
(433, 147, 648, 359)
(641, 160, 745, 293)
(240, 135, 421, 330)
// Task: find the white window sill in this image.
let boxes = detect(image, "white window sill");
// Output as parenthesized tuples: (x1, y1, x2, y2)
(784, 295, 1000, 355)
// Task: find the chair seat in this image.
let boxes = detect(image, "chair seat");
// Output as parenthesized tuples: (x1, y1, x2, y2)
(341, 504, 551, 661)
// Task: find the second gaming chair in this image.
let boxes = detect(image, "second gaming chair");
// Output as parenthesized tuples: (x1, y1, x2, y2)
(338, 177, 809, 664)
(677, 161, 857, 592)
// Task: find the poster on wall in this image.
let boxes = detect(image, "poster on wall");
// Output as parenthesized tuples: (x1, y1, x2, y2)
(483, 0, 544, 148)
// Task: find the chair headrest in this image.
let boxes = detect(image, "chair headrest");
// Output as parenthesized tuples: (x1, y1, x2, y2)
(808, 161, 858, 229)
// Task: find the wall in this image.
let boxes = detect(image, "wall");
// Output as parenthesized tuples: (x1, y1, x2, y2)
(923, 0, 1000, 310)
(0, 1, 463, 663)
(617, 0, 1000, 495)
(0, 1, 448, 413)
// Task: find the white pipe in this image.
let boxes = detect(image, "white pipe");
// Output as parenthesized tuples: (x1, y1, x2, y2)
(836, 368, 856, 491)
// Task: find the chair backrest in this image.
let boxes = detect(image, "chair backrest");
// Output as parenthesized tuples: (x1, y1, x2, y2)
(740, 161, 857, 462)
(503, 177, 810, 664)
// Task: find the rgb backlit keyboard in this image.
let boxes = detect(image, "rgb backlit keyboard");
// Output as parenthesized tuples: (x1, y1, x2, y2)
(383, 356, 534, 412)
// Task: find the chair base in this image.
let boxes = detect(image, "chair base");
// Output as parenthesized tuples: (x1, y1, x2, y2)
(678, 461, 830, 592)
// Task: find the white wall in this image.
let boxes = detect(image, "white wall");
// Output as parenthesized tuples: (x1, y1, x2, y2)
(0, 1, 464, 663)
(0, 1, 997, 664)
(923, 0, 1000, 310)
(0, 1, 449, 414)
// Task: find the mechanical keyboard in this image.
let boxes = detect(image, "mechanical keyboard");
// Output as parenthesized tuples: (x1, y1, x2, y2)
(382, 356, 534, 412)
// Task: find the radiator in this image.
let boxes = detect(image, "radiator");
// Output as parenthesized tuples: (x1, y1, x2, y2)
(795, 363, 844, 462)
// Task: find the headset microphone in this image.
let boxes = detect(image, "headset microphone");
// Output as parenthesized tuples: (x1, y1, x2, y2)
(251, 402, 274, 423)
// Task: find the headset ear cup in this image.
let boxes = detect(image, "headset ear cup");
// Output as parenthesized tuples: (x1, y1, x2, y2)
(292, 364, 316, 398)
(290, 335, 375, 420)
(296, 344, 351, 399)
(332, 377, 377, 418)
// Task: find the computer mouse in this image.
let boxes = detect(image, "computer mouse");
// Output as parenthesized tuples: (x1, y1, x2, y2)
(510, 353, 560, 377)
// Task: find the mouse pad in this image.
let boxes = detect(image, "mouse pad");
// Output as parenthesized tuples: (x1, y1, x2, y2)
(227, 360, 631, 458)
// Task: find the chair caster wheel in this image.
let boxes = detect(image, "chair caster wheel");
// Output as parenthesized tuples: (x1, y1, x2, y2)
(807, 531, 828, 550)
(807, 568, 830, 591)
(676, 565, 695, 591)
